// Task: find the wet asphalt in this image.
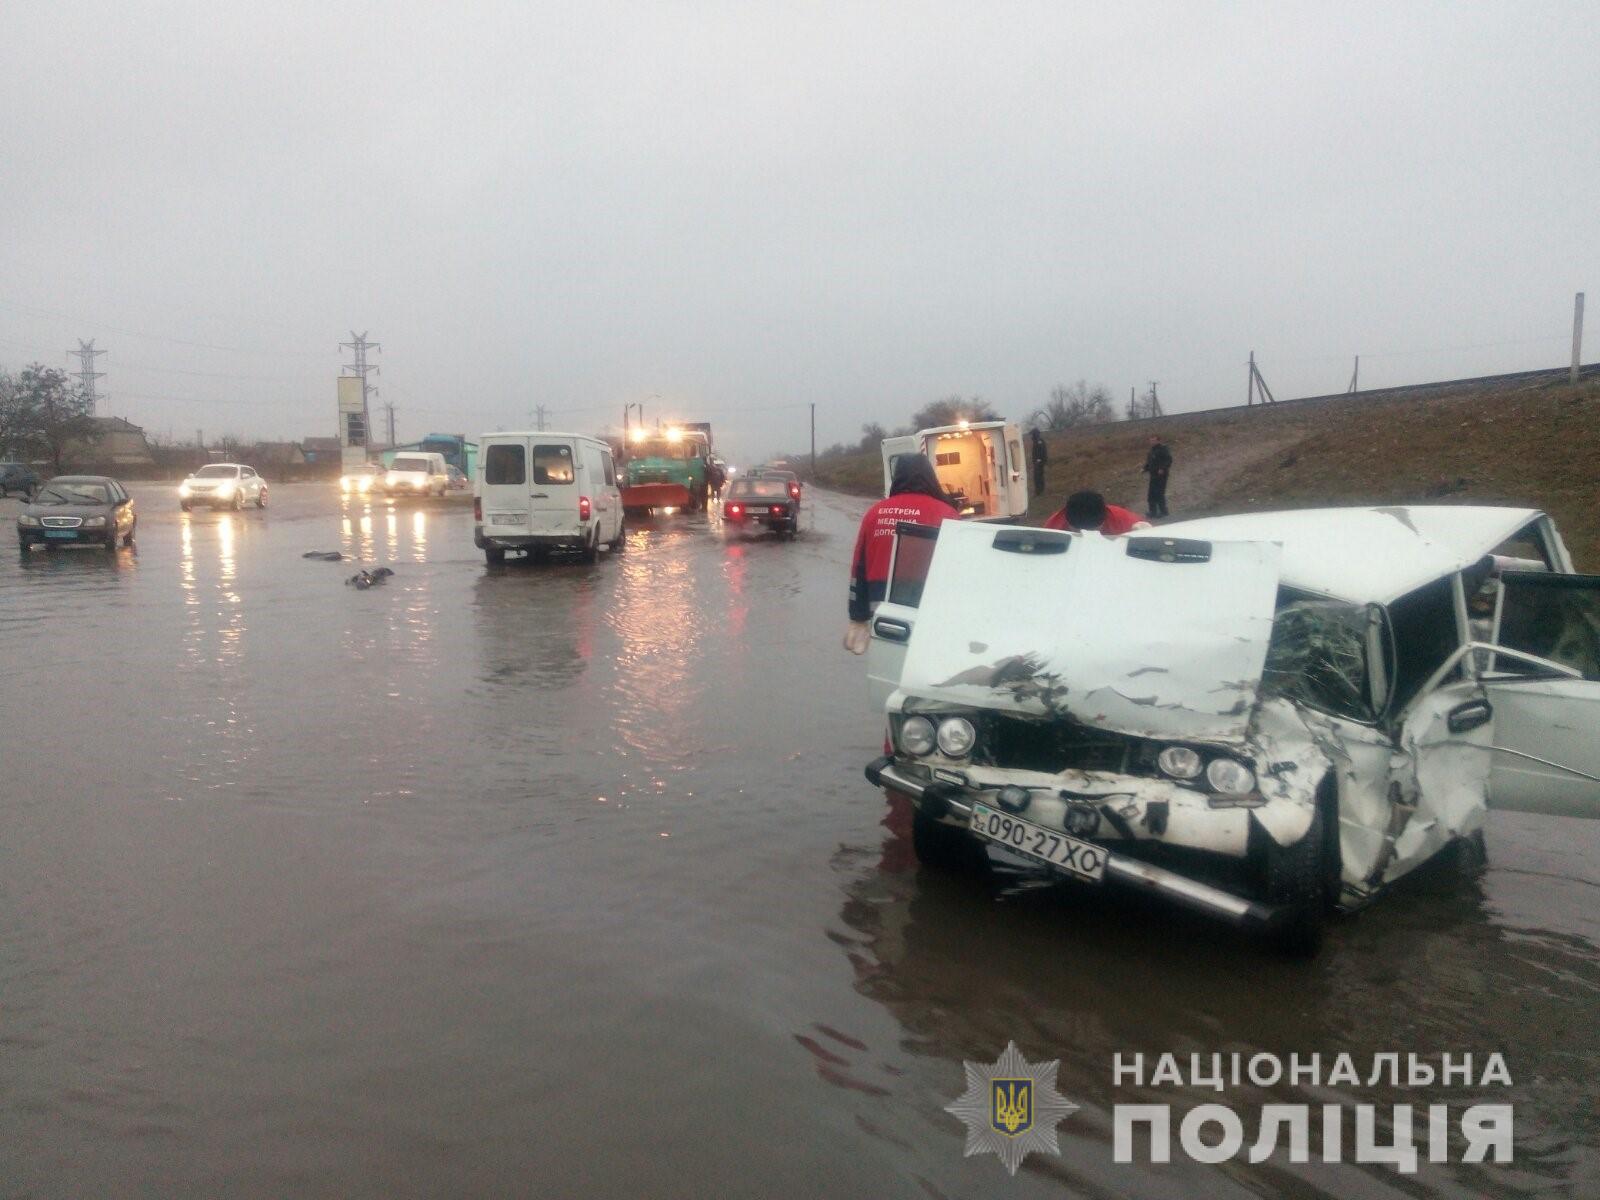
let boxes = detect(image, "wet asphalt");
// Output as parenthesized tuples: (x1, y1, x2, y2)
(0, 483, 1596, 1198)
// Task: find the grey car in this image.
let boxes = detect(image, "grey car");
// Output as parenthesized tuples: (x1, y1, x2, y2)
(0, 461, 40, 499)
(16, 476, 137, 552)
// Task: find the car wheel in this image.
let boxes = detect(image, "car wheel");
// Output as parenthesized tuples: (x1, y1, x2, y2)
(123, 519, 137, 546)
(609, 521, 626, 552)
(1258, 804, 1332, 957)
(180, 501, 191, 512)
(256, 489, 267, 508)
(105, 528, 119, 552)
(911, 809, 989, 875)
(580, 530, 599, 564)
(231, 491, 243, 511)
(484, 546, 506, 565)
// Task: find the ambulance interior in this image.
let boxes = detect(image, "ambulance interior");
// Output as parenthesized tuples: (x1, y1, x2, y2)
(927, 428, 998, 516)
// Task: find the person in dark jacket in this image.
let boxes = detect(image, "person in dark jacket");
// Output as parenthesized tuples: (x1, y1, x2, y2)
(1142, 436, 1172, 518)
(1042, 489, 1149, 535)
(1028, 427, 1048, 496)
(844, 456, 960, 653)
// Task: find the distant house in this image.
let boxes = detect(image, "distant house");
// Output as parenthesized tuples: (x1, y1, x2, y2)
(66, 416, 156, 474)
(244, 441, 310, 481)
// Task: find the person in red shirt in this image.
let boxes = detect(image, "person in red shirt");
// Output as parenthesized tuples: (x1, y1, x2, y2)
(844, 456, 960, 653)
(1042, 490, 1150, 535)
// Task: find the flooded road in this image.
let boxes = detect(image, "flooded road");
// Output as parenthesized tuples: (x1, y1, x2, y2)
(2, 483, 1597, 1198)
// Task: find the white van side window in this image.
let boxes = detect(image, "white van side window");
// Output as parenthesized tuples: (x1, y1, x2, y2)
(533, 444, 575, 485)
(602, 450, 616, 487)
(484, 444, 526, 485)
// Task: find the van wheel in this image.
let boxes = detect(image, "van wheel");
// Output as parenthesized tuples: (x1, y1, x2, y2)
(609, 522, 626, 552)
(484, 546, 506, 565)
(580, 530, 599, 564)
(912, 810, 989, 875)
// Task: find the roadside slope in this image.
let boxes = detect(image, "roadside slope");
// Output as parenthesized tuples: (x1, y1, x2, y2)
(809, 375, 1600, 569)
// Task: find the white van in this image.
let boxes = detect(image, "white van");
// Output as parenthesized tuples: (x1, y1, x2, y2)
(384, 451, 450, 497)
(474, 432, 624, 565)
(880, 420, 1029, 520)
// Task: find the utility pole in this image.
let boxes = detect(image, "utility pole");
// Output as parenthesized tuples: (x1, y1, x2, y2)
(1147, 382, 1162, 418)
(1574, 291, 1587, 385)
(384, 400, 397, 446)
(68, 339, 106, 412)
(1247, 352, 1276, 406)
(534, 405, 548, 432)
(1347, 355, 1360, 394)
(810, 403, 816, 472)
(339, 331, 381, 446)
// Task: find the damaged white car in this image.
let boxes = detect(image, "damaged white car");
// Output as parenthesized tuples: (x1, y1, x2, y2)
(863, 507, 1600, 953)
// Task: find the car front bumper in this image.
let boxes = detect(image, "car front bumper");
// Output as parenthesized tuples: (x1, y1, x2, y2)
(864, 754, 1282, 931)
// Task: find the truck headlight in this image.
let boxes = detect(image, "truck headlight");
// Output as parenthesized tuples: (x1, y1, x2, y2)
(1156, 746, 1203, 780)
(1205, 757, 1256, 796)
(899, 716, 936, 757)
(936, 717, 977, 758)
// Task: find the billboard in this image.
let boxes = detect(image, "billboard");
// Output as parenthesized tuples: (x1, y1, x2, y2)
(338, 375, 368, 470)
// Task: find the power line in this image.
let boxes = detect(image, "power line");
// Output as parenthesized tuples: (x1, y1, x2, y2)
(68, 339, 106, 412)
(340, 330, 380, 449)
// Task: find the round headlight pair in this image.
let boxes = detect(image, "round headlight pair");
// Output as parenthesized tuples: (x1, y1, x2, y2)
(899, 715, 977, 758)
(1156, 745, 1256, 795)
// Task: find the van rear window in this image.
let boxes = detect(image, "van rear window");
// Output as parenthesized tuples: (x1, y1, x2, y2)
(534, 444, 575, 485)
(484, 444, 526, 485)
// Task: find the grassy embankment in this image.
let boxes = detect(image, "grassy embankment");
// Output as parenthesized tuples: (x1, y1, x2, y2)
(807, 375, 1600, 570)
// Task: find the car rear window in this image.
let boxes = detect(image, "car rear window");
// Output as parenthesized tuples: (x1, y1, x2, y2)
(732, 480, 789, 499)
(484, 444, 526, 485)
(533, 444, 575, 485)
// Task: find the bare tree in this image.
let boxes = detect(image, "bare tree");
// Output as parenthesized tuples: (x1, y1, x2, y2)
(1, 364, 100, 471)
(1032, 380, 1115, 430)
(910, 395, 998, 430)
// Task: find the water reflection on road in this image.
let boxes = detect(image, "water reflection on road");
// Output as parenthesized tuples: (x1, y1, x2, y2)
(0, 483, 1596, 1198)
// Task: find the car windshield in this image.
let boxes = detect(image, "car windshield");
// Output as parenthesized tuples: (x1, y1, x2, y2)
(634, 439, 694, 460)
(1261, 592, 1374, 721)
(391, 458, 431, 472)
(731, 480, 790, 499)
(194, 465, 238, 478)
(35, 482, 110, 505)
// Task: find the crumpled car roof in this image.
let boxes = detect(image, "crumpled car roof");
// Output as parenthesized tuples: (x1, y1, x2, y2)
(1157, 505, 1544, 604)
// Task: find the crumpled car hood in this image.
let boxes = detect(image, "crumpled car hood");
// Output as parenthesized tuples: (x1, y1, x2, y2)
(898, 523, 1283, 742)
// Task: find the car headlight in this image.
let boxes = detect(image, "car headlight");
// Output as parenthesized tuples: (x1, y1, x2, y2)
(899, 716, 937, 757)
(216, 482, 234, 495)
(18, 514, 40, 526)
(178, 483, 192, 497)
(1205, 757, 1256, 796)
(359, 477, 372, 491)
(936, 716, 977, 758)
(82, 515, 107, 528)
(1157, 746, 1204, 780)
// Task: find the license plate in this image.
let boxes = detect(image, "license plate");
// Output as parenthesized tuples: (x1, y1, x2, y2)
(490, 513, 525, 525)
(969, 802, 1107, 881)
(45, 530, 78, 539)
(746, 506, 769, 514)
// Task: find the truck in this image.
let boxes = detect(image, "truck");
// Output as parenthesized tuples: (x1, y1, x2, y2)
(879, 420, 1029, 521)
(621, 424, 713, 514)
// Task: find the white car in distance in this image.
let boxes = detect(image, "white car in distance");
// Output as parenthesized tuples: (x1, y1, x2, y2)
(178, 463, 268, 511)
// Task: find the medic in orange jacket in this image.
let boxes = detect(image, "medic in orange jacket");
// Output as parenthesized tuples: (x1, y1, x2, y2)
(848, 491, 961, 622)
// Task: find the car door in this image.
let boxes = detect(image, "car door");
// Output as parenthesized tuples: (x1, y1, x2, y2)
(1481, 571, 1600, 817)
(866, 522, 941, 710)
(599, 447, 621, 539)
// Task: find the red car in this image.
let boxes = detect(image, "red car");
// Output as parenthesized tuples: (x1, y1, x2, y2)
(722, 477, 799, 537)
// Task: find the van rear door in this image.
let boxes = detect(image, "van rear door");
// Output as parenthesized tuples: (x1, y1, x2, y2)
(880, 436, 920, 495)
(528, 440, 578, 532)
(480, 438, 532, 533)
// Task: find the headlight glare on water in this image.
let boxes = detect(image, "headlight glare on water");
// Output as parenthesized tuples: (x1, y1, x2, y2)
(899, 716, 936, 757)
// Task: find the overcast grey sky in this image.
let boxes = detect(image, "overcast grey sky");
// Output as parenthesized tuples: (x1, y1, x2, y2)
(3, 2, 1596, 461)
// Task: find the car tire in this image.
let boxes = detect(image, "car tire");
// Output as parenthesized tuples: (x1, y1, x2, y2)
(180, 501, 191, 512)
(1259, 804, 1332, 957)
(484, 546, 506, 565)
(256, 490, 267, 508)
(105, 529, 119, 552)
(231, 491, 243, 511)
(912, 809, 989, 875)
(609, 521, 626, 552)
(123, 519, 137, 546)
(580, 530, 599, 565)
